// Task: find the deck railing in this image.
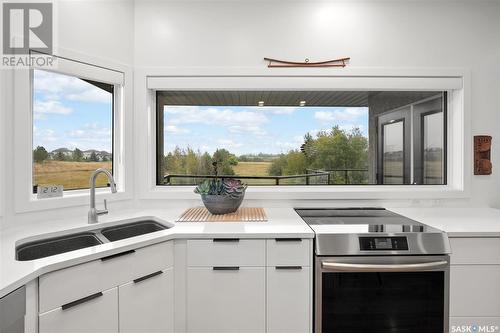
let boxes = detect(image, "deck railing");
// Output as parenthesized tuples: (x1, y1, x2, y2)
(163, 169, 369, 185)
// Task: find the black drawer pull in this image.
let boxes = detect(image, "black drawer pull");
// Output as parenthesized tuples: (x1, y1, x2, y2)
(62, 292, 103, 310)
(275, 238, 302, 242)
(213, 238, 240, 242)
(134, 271, 163, 283)
(276, 266, 303, 270)
(101, 249, 136, 261)
(213, 266, 240, 270)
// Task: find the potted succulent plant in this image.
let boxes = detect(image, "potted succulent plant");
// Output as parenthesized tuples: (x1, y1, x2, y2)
(194, 162, 247, 214)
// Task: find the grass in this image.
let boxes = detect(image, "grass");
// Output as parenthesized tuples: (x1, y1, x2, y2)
(233, 162, 272, 176)
(33, 161, 113, 191)
(232, 161, 278, 185)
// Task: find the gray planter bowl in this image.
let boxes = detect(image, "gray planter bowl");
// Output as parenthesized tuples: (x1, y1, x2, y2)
(201, 194, 245, 215)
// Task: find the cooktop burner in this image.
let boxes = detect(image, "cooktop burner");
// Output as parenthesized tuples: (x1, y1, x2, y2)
(295, 208, 450, 256)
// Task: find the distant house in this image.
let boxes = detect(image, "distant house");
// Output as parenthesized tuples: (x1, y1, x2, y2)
(49, 148, 111, 161)
(50, 148, 73, 159)
(83, 149, 112, 161)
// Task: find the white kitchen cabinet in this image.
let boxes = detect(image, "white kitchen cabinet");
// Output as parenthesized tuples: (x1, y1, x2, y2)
(186, 266, 266, 333)
(267, 266, 311, 333)
(39, 287, 118, 333)
(450, 265, 500, 317)
(119, 267, 174, 333)
(39, 241, 173, 313)
(449, 237, 500, 330)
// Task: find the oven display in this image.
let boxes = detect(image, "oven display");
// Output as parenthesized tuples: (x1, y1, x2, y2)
(359, 236, 408, 251)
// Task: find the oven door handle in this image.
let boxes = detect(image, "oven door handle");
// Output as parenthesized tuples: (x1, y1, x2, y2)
(321, 260, 448, 272)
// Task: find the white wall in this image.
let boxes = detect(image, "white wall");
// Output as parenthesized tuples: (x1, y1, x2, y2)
(134, 0, 500, 208)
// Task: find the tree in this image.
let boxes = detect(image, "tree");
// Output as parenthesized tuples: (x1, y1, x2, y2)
(55, 151, 67, 161)
(89, 151, 99, 162)
(268, 126, 368, 184)
(72, 148, 83, 162)
(33, 146, 49, 163)
(213, 149, 237, 175)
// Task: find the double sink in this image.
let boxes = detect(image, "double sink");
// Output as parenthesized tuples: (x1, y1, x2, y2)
(16, 220, 171, 261)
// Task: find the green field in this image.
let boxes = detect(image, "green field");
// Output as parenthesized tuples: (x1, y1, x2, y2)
(233, 161, 276, 185)
(33, 161, 113, 191)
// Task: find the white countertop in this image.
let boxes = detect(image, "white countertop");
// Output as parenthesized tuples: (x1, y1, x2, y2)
(389, 207, 500, 237)
(1, 206, 500, 298)
(0, 207, 313, 298)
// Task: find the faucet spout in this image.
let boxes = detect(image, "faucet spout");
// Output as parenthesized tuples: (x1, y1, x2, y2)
(88, 168, 117, 224)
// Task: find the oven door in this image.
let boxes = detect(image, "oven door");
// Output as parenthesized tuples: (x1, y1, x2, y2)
(316, 255, 449, 333)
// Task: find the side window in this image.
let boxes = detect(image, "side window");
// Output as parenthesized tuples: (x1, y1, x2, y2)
(32, 69, 114, 192)
(376, 94, 446, 185)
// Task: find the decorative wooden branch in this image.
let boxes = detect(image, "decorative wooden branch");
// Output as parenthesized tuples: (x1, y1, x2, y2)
(264, 57, 350, 68)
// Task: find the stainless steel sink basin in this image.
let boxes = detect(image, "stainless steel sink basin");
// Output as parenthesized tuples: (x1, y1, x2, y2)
(101, 221, 168, 242)
(16, 232, 103, 261)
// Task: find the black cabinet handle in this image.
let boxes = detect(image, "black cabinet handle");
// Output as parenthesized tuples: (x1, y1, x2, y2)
(275, 238, 302, 242)
(101, 249, 136, 261)
(213, 238, 240, 242)
(134, 271, 163, 284)
(276, 266, 303, 270)
(213, 266, 240, 270)
(62, 292, 103, 310)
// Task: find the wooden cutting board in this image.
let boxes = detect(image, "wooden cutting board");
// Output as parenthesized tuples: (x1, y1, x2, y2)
(177, 207, 267, 222)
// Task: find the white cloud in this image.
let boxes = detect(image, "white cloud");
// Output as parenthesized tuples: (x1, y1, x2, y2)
(67, 123, 111, 139)
(314, 107, 367, 123)
(227, 125, 267, 136)
(34, 70, 112, 104)
(217, 139, 243, 149)
(165, 106, 268, 128)
(254, 107, 298, 115)
(34, 100, 73, 118)
(165, 125, 190, 134)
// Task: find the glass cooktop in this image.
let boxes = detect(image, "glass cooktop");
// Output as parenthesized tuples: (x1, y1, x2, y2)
(295, 208, 440, 234)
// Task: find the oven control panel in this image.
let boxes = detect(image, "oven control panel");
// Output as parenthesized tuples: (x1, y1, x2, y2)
(359, 236, 409, 251)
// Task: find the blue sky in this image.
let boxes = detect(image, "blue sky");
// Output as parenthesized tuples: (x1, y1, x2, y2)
(164, 105, 369, 155)
(33, 70, 113, 152)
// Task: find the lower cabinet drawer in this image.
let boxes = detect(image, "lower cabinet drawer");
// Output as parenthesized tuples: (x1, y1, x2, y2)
(450, 238, 500, 265)
(119, 267, 174, 333)
(39, 241, 173, 313)
(39, 287, 118, 333)
(267, 238, 311, 266)
(267, 266, 311, 333)
(187, 267, 266, 333)
(187, 239, 265, 267)
(450, 265, 500, 317)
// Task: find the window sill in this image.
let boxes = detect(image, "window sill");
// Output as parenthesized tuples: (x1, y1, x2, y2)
(144, 185, 469, 201)
(15, 189, 132, 213)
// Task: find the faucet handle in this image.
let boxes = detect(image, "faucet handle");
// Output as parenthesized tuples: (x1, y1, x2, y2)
(103, 199, 108, 211)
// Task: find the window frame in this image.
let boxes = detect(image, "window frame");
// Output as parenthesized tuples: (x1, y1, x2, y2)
(13, 50, 133, 213)
(135, 67, 470, 200)
(31, 70, 116, 193)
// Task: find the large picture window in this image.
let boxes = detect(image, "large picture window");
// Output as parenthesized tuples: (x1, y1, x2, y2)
(156, 91, 446, 186)
(32, 69, 114, 192)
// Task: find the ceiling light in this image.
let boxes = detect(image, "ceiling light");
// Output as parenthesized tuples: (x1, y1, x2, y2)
(258, 101, 265, 107)
(299, 100, 306, 107)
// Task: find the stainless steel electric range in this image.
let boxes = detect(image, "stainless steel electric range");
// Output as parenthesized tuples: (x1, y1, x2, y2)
(295, 207, 451, 333)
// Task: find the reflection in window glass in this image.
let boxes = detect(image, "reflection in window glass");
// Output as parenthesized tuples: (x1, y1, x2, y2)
(423, 112, 444, 184)
(383, 121, 404, 184)
(32, 70, 114, 192)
